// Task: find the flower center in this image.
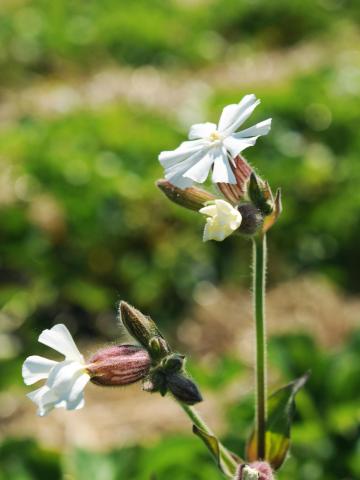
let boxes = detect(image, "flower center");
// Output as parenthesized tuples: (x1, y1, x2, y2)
(209, 131, 221, 142)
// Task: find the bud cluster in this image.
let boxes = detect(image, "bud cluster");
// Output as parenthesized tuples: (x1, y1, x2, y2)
(120, 301, 202, 405)
(157, 154, 281, 241)
(82, 302, 202, 405)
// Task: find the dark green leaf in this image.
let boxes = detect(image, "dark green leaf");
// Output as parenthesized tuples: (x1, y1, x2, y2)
(247, 372, 310, 470)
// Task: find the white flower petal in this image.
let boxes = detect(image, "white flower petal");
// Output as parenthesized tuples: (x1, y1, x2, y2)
(165, 148, 209, 188)
(27, 385, 58, 417)
(27, 385, 49, 405)
(66, 373, 90, 410)
(183, 153, 214, 183)
(158, 139, 206, 169)
(165, 172, 194, 189)
(234, 118, 272, 138)
(214, 199, 237, 215)
(22, 355, 57, 385)
(38, 324, 83, 361)
(30, 361, 89, 415)
(203, 219, 216, 242)
(223, 135, 258, 158)
(46, 361, 86, 392)
(211, 147, 236, 184)
(199, 205, 217, 217)
(37, 388, 63, 416)
(218, 94, 259, 135)
(200, 200, 242, 242)
(188, 122, 217, 140)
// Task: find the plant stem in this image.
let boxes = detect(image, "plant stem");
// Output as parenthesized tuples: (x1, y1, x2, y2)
(179, 403, 238, 475)
(253, 234, 267, 459)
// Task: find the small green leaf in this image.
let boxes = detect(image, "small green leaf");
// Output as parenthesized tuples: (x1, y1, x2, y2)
(193, 426, 239, 478)
(246, 372, 310, 470)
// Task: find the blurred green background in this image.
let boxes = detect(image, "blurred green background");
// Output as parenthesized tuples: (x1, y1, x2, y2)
(0, 0, 360, 479)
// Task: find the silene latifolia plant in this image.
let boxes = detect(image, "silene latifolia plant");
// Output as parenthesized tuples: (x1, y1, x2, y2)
(22, 94, 309, 479)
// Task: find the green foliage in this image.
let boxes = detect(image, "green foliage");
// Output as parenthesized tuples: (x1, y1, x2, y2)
(1, 0, 360, 85)
(0, 438, 61, 480)
(187, 356, 245, 391)
(69, 436, 223, 480)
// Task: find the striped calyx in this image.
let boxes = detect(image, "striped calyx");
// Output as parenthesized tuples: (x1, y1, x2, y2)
(217, 154, 253, 204)
(88, 345, 151, 387)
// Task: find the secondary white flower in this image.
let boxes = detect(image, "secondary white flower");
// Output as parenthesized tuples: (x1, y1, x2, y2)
(200, 199, 242, 242)
(159, 94, 271, 188)
(241, 465, 260, 480)
(22, 324, 90, 416)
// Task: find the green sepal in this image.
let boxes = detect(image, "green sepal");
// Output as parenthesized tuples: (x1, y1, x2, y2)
(193, 426, 239, 478)
(246, 372, 310, 470)
(248, 173, 273, 216)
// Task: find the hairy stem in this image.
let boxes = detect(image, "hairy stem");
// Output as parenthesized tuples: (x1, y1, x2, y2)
(253, 234, 267, 459)
(179, 403, 238, 475)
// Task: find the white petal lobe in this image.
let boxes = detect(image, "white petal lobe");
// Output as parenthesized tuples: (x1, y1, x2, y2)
(183, 153, 214, 183)
(39, 324, 83, 361)
(158, 139, 207, 168)
(234, 118, 272, 138)
(211, 147, 236, 184)
(218, 94, 259, 134)
(223, 135, 258, 158)
(22, 355, 57, 385)
(165, 148, 210, 187)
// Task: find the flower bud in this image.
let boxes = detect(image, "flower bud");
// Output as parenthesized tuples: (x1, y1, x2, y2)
(88, 345, 151, 387)
(235, 462, 274, 480)
(161, 353, 185, 373)
(217, 155, 253, 203)
(148, 336, 170, 360)
(166, 372, 203, 405)
(156, 179, 216, 211)
(119, 301, 170, 358)
(237, 203, 263, 236)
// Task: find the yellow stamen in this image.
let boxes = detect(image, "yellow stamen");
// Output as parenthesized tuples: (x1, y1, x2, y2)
(209, 131, 221, 141)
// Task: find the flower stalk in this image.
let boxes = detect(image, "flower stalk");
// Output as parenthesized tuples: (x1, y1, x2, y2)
(253, 234, 267, 459)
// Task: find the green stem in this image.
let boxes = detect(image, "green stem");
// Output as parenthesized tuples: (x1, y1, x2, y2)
(253, 234, 267, 459)
(179, 403, 238, 475)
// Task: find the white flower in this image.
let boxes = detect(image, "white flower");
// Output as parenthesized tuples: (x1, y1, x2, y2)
(159, 94, 271, 188)
(22, 324, 90, 416)
(200, 199, 242, 242)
